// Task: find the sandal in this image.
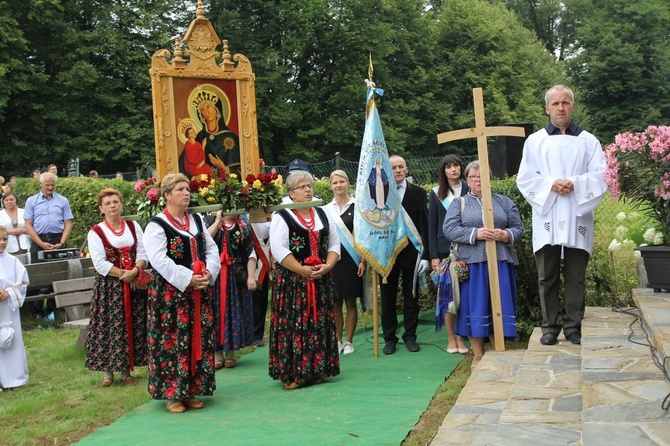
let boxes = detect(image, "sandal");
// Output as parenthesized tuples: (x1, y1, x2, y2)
(471, 356, 483, 369)
(182, 397, 204, 409)
(101, 378, 113, 387)
(165, 400, 186, 413)
(284, 380, 305, 390)
(121, 376, 138, 386)
(224, 359, 237, 368)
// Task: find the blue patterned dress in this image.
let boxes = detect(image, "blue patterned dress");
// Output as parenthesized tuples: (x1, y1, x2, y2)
(212, 219, 254, 352)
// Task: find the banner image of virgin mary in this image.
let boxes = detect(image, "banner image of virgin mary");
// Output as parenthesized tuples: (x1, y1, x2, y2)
(367, 156, 390, 209)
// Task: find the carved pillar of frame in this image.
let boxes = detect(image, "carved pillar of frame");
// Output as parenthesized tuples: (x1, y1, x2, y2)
(149, 1, 259, 180)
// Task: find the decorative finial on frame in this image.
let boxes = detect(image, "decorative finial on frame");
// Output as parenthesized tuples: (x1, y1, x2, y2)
(196, 0, 205, 19)
(172, 36, 185, 68)
(220, 39, 234, 71)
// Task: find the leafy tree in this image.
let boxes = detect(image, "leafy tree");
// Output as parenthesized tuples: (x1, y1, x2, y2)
(566, 0, 670, 142)
(0, 0, 184, 177)
(208, 0, 436, 164)
(503, 0, 586, 61)
(431, 0, 567, 157)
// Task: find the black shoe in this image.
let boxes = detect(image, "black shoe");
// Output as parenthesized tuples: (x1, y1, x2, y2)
(405, 340, 420, 352)
(566, 332, 582, 345)
(383, 341, 397, 355)
(540, 332, 558, 345)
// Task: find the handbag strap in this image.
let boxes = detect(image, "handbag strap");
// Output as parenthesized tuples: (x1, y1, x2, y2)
(450, 197, 466, 259)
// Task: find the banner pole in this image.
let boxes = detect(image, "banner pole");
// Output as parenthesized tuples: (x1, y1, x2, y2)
(373, 271, 379, 358)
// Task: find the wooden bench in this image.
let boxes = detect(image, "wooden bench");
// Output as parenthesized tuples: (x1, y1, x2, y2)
(24, 258, 95, 303)
(53, 276, 96, 348)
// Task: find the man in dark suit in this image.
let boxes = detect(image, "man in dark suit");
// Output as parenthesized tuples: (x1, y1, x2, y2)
(380, 155, 430, 354)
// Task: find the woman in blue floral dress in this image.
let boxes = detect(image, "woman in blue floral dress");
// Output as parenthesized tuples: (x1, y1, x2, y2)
(208, 211, 256, 369)
(268, 170, 341, 390)
(86, 188, 149, 387)
(143, 174, 221, 413)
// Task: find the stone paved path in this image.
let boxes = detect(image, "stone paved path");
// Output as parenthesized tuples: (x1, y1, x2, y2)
(432, 289, 670, 445)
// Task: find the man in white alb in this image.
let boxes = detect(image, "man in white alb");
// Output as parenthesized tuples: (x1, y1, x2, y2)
(517, 85, 608, 346)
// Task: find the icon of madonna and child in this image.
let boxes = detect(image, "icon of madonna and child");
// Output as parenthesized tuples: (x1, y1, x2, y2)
(178, 84, 241, 178)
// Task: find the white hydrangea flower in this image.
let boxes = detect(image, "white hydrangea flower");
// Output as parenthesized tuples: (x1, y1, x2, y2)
(616, 212, 626, 222)
(634, 250, 642, 258)
(622, 239, 636, 249)
(643, 228, 657, 245)
(608, 239, 622, 252)
(653, 233, 665, 245)
(614, 225, 628, 239)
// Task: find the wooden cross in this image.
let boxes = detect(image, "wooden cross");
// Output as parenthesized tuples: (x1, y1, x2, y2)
(437, 87, 525, 351)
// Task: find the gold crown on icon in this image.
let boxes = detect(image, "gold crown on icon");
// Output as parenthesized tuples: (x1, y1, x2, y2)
(191, 89, 219, 109)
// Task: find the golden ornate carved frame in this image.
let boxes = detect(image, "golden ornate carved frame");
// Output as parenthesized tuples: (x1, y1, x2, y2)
(149, 2, 259, 179)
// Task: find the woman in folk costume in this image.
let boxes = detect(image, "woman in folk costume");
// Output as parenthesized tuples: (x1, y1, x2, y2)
(326, 170, 366, 355)
(269, 170, 341, 389)
(207, 211, 256, 369)
(443, 161, 523, 368)
(86, 188, 149, 387)
(428, 155, 469, 354)
(143, 173, 221, 413)
(0, 225, 29, 390)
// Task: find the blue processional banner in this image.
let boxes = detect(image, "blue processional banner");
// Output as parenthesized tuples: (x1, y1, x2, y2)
(354, 86, 408, 280)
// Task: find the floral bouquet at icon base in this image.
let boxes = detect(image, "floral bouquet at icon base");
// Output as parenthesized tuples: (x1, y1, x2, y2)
(604, 125, 670, 244)
(242, 172, 284, 209)
(188, 168, 284, 211)
(134, 178, 164, 225)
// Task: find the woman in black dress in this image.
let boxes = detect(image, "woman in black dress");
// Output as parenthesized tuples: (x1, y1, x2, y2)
(326, 170, 365, 355)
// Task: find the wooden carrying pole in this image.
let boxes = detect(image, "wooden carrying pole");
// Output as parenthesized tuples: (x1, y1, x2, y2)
(373, 271, 379, 357)
(436, 88, 525, 351)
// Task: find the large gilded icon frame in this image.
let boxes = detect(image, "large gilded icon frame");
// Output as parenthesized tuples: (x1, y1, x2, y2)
(149, 2, 259, 179)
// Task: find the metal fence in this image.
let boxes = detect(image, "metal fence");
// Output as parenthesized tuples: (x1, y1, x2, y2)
(266, 154, 477, 185)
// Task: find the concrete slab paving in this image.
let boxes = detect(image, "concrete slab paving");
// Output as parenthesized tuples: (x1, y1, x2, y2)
(431, 290, 670, 445)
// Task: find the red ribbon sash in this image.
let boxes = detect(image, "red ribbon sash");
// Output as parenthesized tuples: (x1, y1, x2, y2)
(251, 227, 270, 284)
(292, 208, 322, 323)
(218, 231, 232, 345)
(119, 247, 135, 371)
(190, 237, 206, 376)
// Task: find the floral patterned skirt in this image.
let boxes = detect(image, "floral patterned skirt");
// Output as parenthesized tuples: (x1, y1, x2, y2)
(85, 274, 148, 372)
(146, 275, 216, 400)
(213, 264, 254, 351)
(269, 264, 340, 384)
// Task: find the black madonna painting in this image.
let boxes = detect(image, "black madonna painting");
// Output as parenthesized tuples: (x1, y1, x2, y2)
(174, 79, 241, 177)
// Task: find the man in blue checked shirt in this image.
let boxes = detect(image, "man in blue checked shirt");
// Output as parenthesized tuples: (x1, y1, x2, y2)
(24, 171, 74, 318)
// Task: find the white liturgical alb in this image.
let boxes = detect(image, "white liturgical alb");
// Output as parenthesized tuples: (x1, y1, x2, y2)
(517, 130, 608, 255)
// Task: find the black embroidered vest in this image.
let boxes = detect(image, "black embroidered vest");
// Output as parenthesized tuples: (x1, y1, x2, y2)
(276, 208, 330, 264)
(150, 215, 207, 268)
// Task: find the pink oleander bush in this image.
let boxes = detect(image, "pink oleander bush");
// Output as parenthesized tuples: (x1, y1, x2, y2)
(604, 125, 670, 242)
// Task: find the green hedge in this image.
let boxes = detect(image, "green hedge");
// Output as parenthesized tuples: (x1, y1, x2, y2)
(13, 177, 140, 251)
